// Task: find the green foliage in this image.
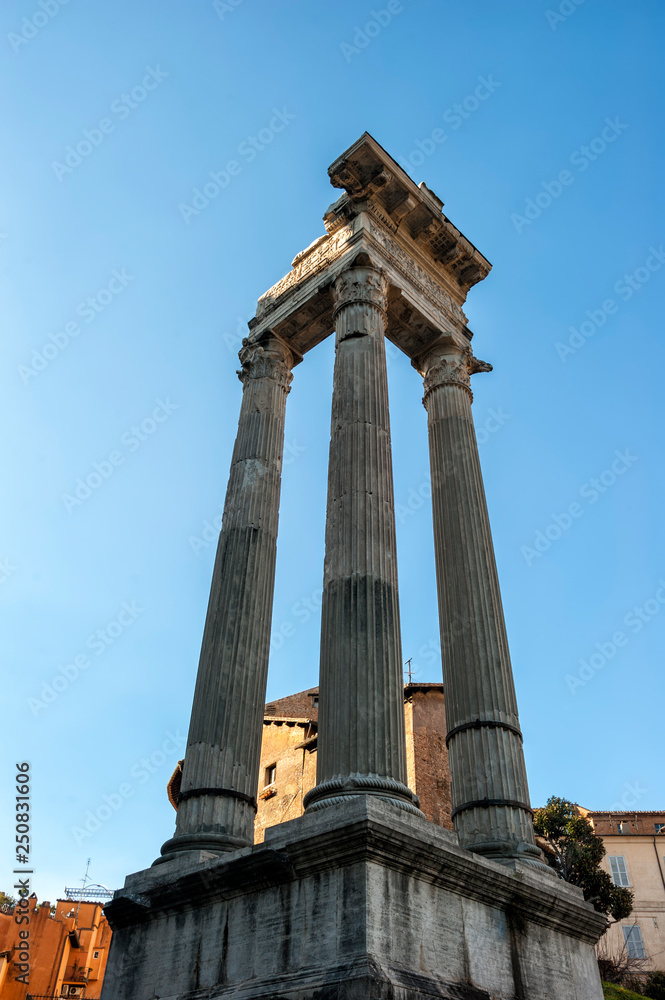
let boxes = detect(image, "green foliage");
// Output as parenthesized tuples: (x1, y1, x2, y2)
(0, 891, 17, 909)
(534, 796, 633, 921)
(643, 972, 665, 1000)
(602, 983, 653, 1000)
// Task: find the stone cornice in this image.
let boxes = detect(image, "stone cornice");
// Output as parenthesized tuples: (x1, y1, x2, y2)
(108, 798, 608, 945)
(327, 132, 492, 294)
(241, 134, 493, 371)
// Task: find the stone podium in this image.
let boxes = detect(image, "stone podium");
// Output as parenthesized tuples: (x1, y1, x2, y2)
(102, 134, 607, 1000)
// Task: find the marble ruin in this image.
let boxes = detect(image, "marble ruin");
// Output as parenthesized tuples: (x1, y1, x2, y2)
(101, 133, 607, 1000)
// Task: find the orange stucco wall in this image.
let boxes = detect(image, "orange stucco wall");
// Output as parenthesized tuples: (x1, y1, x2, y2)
(0, 896, 111, 999)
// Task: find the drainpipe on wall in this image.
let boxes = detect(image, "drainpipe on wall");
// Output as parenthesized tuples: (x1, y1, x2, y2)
(652, 835, 665, 894)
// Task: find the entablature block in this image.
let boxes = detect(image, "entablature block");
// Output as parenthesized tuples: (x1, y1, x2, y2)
(246, 132, 491, 366)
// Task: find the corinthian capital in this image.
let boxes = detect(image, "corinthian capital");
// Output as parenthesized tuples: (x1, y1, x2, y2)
(332, 264, 388, 318)
(419, 344, 492, 403)
(237, 335, 294, 392)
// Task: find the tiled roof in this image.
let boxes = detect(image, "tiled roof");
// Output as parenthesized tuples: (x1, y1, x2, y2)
(264, 687, 319, 722)
(264, 682, 444, 723)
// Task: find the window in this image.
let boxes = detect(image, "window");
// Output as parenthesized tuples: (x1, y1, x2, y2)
(617, 822, 626, 834)
(623, 925, 646, 960)
(655, 823, 664, 833)
(264, 764, 276, 787)
(93, 951, 100, 959)
(609, 856, 630, 887)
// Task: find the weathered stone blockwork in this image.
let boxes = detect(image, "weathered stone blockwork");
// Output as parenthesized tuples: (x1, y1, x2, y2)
(103, 799, 605, 1000)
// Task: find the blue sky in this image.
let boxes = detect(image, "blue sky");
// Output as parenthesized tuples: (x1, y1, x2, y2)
(1, 0, 663, 903)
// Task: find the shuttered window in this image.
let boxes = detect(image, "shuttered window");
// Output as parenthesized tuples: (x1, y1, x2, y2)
(623, 925, 646, 960)
(609, 855, 630, 887)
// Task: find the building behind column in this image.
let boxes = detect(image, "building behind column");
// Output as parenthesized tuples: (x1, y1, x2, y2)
(166, 682, 453, 841)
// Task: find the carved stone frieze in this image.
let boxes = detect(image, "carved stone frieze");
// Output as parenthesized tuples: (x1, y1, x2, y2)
(368, 226, 466, 331)
(255, 225, 355, 320)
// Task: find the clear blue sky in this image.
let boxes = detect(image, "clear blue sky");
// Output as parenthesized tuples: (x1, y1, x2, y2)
(1, 0, 663, 904)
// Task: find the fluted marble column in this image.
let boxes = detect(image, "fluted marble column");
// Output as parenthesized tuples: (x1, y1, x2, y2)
(304, 263, 421, 816)
(160, 333, 294, 859)
(415, 340, 543, 865)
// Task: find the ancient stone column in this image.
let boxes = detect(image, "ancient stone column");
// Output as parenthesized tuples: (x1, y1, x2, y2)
(415, 340, 542, 864)
(160, 333, 294, 858)
(304, 263, 421, 816)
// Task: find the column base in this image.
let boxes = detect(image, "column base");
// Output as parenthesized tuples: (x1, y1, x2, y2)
(102, 796, 607, 1000)
(155, 830, 251, 865)
(470, 839, 556, 877)
(303, 773, 424, 818)
(469, 839, 554, 876)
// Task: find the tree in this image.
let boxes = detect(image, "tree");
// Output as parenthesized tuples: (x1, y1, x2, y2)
(533, 796, 633, 921)
(642, 972, 665, 999)
(0, 891, 17, 910)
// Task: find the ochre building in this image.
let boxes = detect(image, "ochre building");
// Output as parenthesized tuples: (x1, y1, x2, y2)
(584, 809, 665, 973)
(168, 682, 453, 842)
(0, 895, 111, 999)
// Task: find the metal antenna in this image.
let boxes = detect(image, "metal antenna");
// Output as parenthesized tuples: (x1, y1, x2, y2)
(404, 658, 413, 684)
(74, 858, 91, 928)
